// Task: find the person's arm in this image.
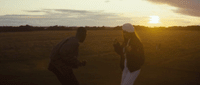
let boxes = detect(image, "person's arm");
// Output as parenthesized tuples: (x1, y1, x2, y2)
(120, 54, 125, 70)
(113, 40, 123, 56)
(113, 39, 125, 70)
(113, 43, 125, 70)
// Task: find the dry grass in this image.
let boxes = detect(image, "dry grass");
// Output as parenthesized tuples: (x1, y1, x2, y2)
(0, 30, 200, 85)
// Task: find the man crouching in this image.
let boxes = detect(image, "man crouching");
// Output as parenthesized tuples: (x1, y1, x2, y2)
(48, 27, 87, 85)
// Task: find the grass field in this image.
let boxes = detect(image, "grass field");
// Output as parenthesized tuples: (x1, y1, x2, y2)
(0, 29, 200, 85)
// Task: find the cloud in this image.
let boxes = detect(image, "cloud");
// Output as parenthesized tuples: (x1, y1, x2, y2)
(105, 0, 110, 3)
(26, 9, 130, 20)
(173, 8, 200, 17)
(105, 0, 123, 3)
(54, 9, 91, 14)
(24, 9, 96, 14)
(147, 0, 200, 17)
(175, 19, 191, 24)
(24, 10, 43, 12)
(3, 15, 30, 17)
(0, 9, 133, 26)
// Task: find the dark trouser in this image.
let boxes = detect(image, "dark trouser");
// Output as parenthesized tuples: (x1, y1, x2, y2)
(50, 67, 80, 85)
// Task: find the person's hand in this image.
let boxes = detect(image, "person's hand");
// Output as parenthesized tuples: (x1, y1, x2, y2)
(113, 38, 121, 47)
(81, 60, 87, 66)
(113, 38, 119, 45)
(113, 38, 123, 56)
(125, 45, 132, 52)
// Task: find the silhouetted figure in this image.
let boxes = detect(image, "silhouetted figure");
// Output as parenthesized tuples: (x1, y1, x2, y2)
(48, 27, 87, 85)
(113, 23, 145, 85)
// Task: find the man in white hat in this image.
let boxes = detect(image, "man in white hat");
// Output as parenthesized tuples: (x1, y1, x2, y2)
(113, 23, 145, 85)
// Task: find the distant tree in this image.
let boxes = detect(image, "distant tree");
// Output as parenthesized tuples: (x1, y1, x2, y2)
(113, 26, 122, 30)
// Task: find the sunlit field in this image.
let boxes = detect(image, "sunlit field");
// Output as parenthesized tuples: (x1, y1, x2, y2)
(0, 29, 200, 85)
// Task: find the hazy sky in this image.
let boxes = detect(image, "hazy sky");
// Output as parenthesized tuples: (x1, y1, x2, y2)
(0, 0, 200, 27)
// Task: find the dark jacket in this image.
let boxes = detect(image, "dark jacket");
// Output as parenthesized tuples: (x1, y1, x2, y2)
(48, 37, 81, 72)
(113, 34, 145, 72)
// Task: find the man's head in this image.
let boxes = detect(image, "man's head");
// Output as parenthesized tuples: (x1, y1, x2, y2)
(76, 27, 87, 43)
(122, 23, 135, 42)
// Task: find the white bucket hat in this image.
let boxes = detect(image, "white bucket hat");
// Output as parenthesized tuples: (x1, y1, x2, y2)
(122, 23, 134, 33)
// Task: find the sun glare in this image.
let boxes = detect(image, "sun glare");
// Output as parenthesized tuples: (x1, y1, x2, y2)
(149, 16, 160, 24)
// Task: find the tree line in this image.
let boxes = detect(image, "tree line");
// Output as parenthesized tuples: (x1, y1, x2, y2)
(0, 24, 200, 32)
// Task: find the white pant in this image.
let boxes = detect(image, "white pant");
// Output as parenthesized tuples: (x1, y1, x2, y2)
(121, 57, 140, 85)
(121, 68, 140, 85)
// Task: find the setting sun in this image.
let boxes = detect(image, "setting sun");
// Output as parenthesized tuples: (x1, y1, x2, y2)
(149, 16, 160, 24)
(0, 0, 199, 27)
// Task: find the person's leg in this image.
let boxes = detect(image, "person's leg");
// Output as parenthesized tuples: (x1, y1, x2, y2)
(64, 71, 80, 85)
(121, 69, 141, 85)
(127, 69, 141, 85)
(51, 68, 80, 85)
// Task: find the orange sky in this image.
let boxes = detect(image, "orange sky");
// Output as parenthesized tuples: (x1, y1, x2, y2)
(0, 0, 199, 27)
